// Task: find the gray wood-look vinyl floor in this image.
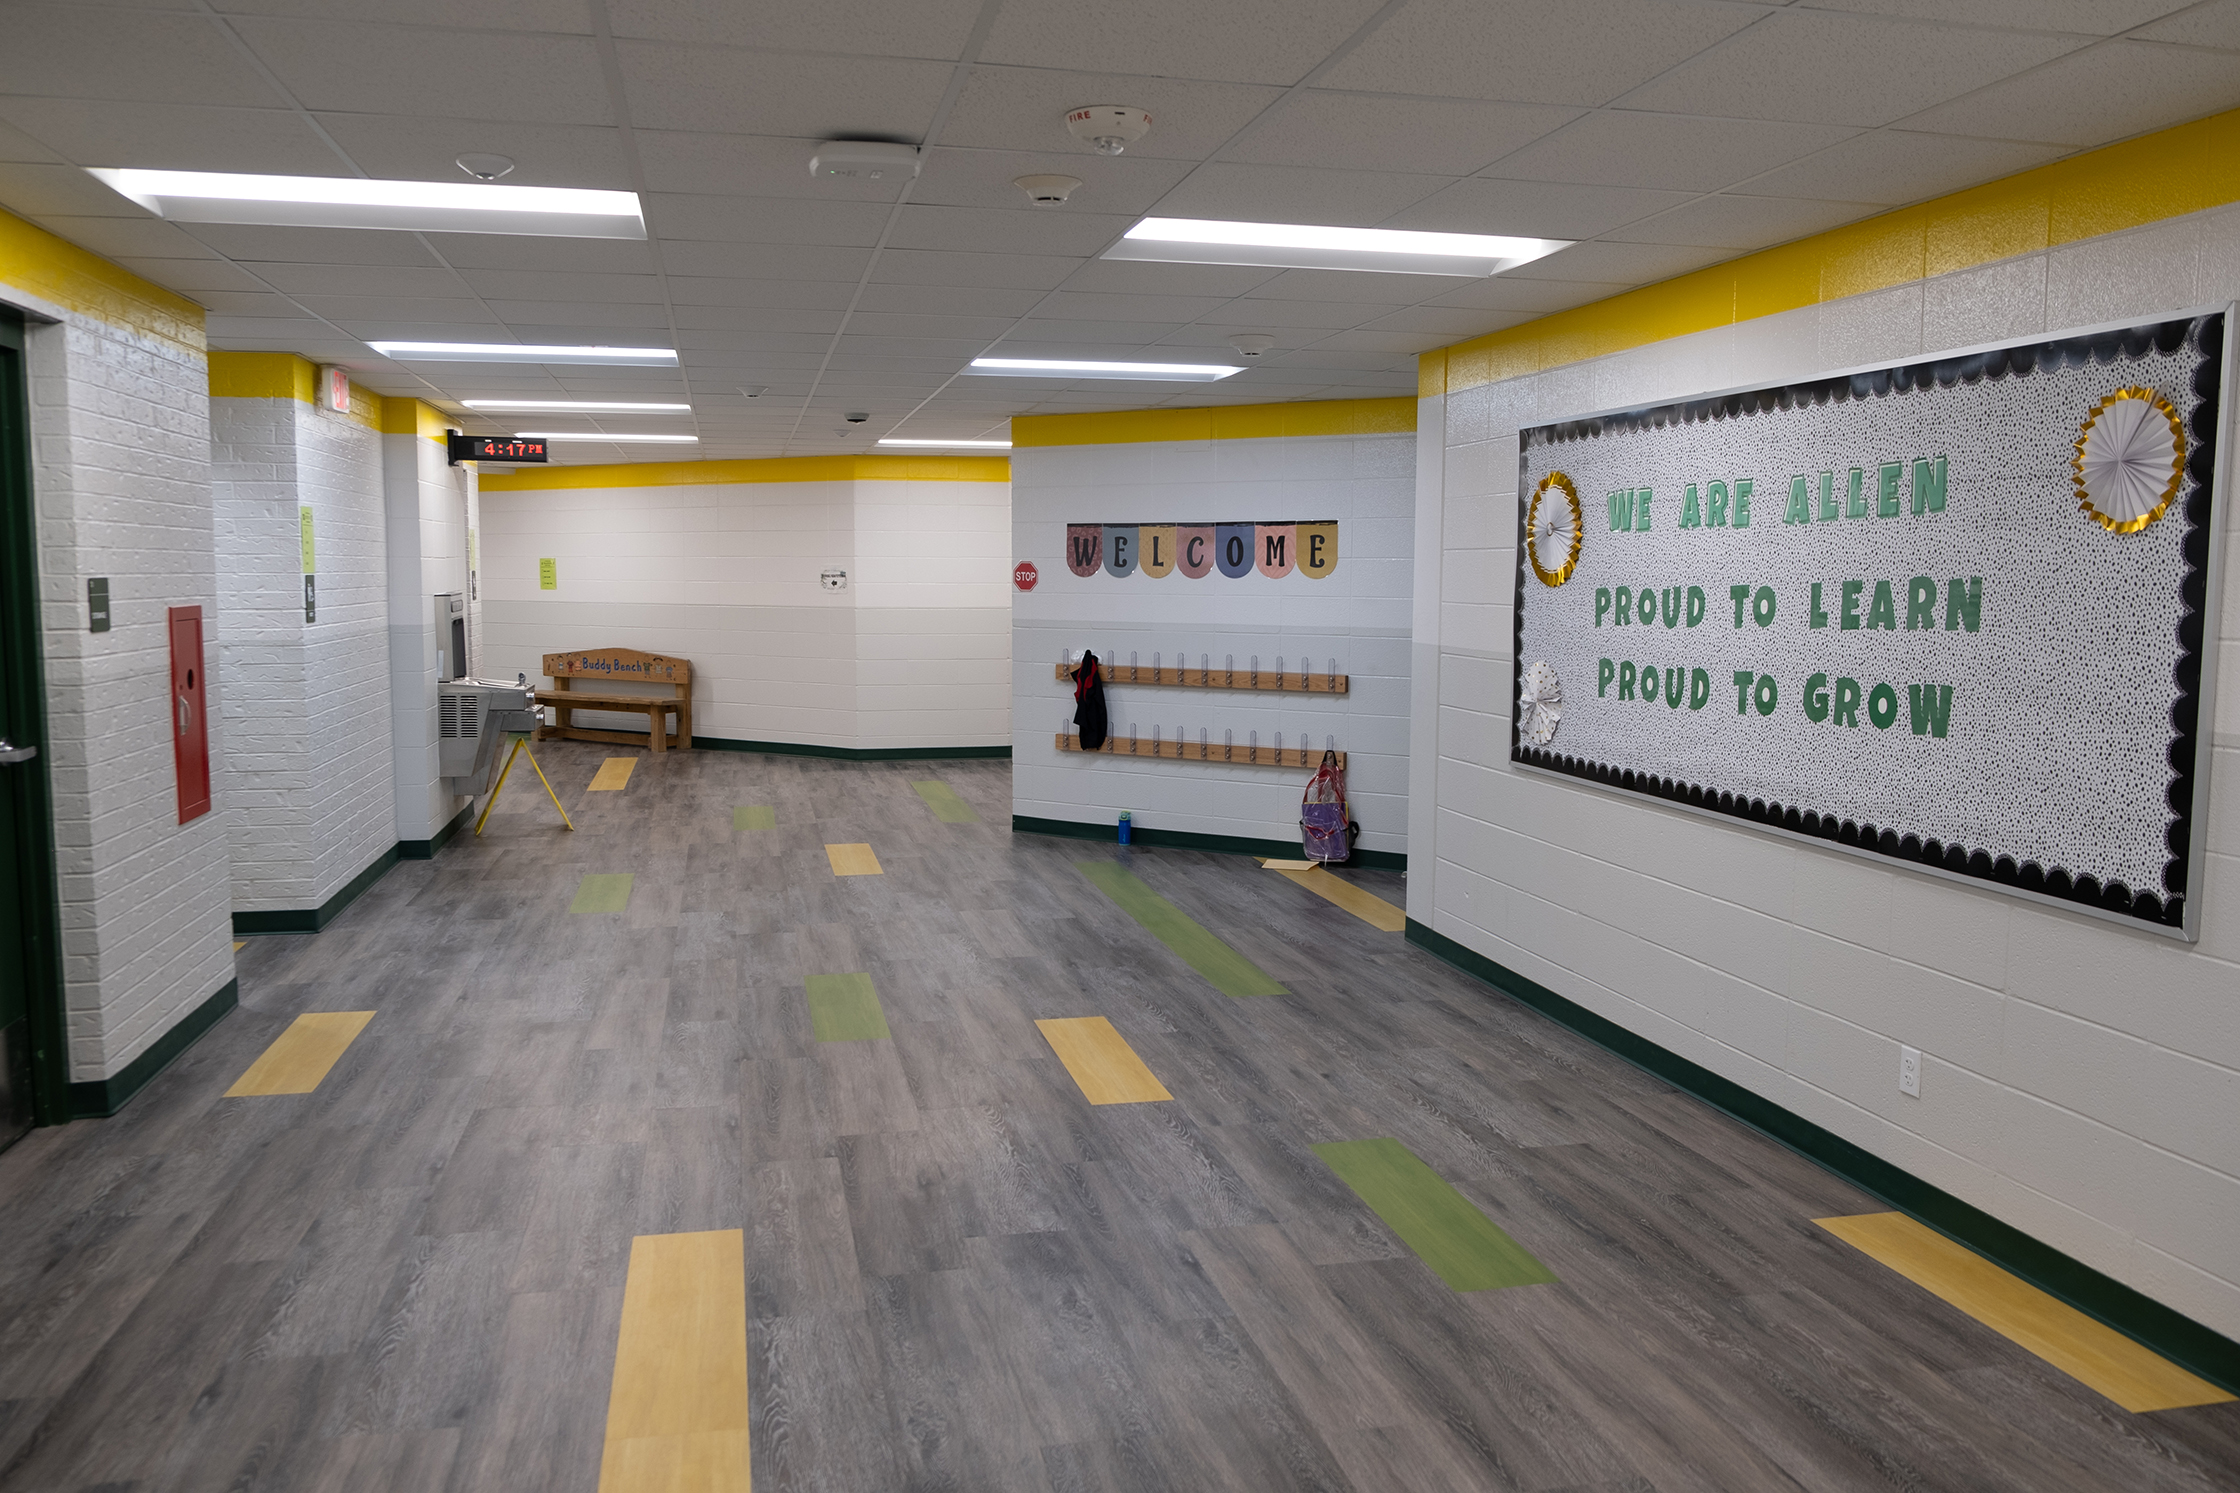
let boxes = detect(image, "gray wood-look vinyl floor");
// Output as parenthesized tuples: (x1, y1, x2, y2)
(1, 747, 2234, 1492)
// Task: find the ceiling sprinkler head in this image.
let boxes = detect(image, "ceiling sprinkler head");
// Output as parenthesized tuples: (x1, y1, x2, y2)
(455, 153, 515, 181)
(1228, 333, 1277, 359)
(1065, 106, 1151, 156)
(1015, 174, 1083, 206)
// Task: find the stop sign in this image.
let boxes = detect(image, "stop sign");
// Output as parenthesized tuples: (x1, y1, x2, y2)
(1013, 561, 1038, 592)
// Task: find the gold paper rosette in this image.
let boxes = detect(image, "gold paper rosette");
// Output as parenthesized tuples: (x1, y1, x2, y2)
(1526, 472, 1583, 586)
(2072, 386, 2185, 534)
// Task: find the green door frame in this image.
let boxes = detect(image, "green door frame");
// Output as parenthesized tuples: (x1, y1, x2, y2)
(0, 306, 70, 1125)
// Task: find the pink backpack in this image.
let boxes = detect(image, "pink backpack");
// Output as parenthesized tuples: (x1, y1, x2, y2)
(1300, 750, 1356, 863)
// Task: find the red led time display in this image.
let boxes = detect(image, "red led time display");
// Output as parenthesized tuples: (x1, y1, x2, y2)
(447, 433, 550, 465)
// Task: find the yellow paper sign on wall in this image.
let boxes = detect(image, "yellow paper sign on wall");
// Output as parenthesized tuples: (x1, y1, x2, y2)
(299, 506, 314, 573)
(538, 557, 557, 590)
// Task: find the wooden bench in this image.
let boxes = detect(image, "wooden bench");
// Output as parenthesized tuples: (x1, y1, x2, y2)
(535, 648, 693, 752)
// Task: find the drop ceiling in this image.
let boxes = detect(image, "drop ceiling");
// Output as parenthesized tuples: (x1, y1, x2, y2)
(1, 0, 2236, 461)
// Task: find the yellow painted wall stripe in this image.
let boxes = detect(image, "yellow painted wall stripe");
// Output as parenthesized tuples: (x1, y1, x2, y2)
(1036, 1016, 1173, 1104)
(1421, 105, 2240, 398)
(599, 1229, 750, 1493)
(1265, 862, 1407, 932)
(0, 206, 205, 354)
(825, 843, 882, 876)
(1817, 1212, 2234, 1413)
(224, 1011, 375, 1097)
(208, 350, 382, 430)
(480, 453, 1010, 491)
(378, 396, 451, 440)
(1012, 396, 1415, 448)
(589, 757, 637, 792)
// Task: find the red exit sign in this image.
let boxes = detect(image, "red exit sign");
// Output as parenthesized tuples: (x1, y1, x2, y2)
(448, 434, 550, 465)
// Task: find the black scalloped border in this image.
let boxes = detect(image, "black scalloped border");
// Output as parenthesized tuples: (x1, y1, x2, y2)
(1511, 313, 2222, 932)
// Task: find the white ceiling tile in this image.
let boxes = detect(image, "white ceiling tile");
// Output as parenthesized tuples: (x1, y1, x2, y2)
(1488, 240, 1728, 285)
(1386, 178, 1694, 239)
(644, 193, 893, 246)
(1604, 193, 1879, 250)
(313, 115, 631, 189)
(839, 312, 1020, 340)
(188, 290, 305, 316)
(1894, 41, 2240, 147)
(998, 319, 1183, 344)
(1735, 129, 2068, 205)
(606, 0, 980, 55)
(616, 44, 952, 137)
(0, 118, 64, 164)
(255, 262, 471, 296)
(1236, 267, 1452, 301)
(0, 164, 151, 219)
(288, 292, 494, 318)
(179, 224, 447, 265)
(1481, 110, 1859, 193)
(0, 99, 338, 174)
(1226, 92, 1581, 176)
(1362, 305, 1527, 336)
(659, 240, 873, 281)
(418, 236, 655, 273)
(0, 8, 283, 107)
(485, 301, 675, 328)
(670, 306, 846, 334)
(1425, 273, 1630, 312)
(1151, 163, 1453, 227)
(212, 0, 593, 30)
(326, 320, 504, 340)
(1034, 290, 1235, 322)
(911, 147, 1193, 216)
(25, 215, 229, 260)
(852, 283, 1047, 316)
(1806, 0, 2193, 34)
(664, 277, 858, 308)
(230, 18, 615, 124)
(887, 204, 1133, 257)
(634, 131, 896, 200)
(2135, 0, 2240, 47)
(453, 268, 665, 301)
(872, 249, 1083, 289)
(112, 257, 275, 293)
(1301, 327, 1451, 353)
(1052, 258, 1282, 297)
(1320, 0, 1756, 105)
(1197, 298, 1397, 329)
(937, 67, 1284, 162)
(206, 314, 348, 339)
(978, 0, 1388, 85)
(1616, 11, 2087, 127)
(678, 330, 831, 354)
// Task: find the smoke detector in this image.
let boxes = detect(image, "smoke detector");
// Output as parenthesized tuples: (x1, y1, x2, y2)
(1228, 333, 1276, 359)
(845, 411, 869, 423)
(808, 141, 922, 180)
(455, 153, 514, 181)
(740, 386, 767, 399)
(1065, 106, 1151, 155)
(1014, 174, 1083, 206)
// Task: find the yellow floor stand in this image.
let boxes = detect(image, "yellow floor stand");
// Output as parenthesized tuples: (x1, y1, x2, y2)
(476, 734, 576, 835)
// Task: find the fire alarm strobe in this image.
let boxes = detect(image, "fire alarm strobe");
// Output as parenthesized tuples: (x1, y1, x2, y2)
(1013, 561, 1038, 592)
(1066, 106, 1151, 155)
(821, 569, 848, 591)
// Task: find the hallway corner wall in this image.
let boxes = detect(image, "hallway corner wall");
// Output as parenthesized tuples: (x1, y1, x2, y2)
(382, 398, 475, 845)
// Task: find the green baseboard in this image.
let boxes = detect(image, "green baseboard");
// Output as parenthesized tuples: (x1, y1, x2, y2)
(398, 802, 475, 860)
(1011, 813, 1407, 872)
(1403, 918, 2240, 1398)
(233, 845, 401, 936)
(66, 977, 237, 1119)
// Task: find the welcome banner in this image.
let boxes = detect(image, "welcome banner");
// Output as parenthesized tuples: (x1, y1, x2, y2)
(1065, 521, 1338, 580)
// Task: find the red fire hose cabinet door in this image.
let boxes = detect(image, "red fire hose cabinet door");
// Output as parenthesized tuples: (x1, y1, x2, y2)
(169, 606, 210, 823)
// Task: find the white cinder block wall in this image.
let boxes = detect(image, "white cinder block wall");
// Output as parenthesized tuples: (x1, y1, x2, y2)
(211, 377, 392, 914)
(7, 284, 234, 1085)
(1011, 421, 1414, 856)
(383, 411, 475, 844)
(476, 467, 1010, 751)
(1414, 199, 2240, 1338)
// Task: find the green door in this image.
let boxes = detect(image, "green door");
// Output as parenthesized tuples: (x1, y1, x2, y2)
(0, 305, 66, 1144)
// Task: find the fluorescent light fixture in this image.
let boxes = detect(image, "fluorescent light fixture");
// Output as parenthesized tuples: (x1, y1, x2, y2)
(370, 342, 677, 366)
(1107, 217, 1569, 276)
(463, 400, 691, 412)
(87, 168, 645, 239)
(966, 357, 1242, 382)
(515, 431, 698, 443)
(876, 437, 1012, 448)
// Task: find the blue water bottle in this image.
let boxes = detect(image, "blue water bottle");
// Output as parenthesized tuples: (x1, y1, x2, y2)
(1118, 809, 1132, 845)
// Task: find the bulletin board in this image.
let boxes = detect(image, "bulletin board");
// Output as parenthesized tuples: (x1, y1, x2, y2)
(1510, 311, 2229, 936)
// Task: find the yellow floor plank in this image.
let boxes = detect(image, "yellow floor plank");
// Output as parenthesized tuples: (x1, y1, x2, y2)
(1260, 858, 1317, 870)
(224, 1011, 376, 1097)
(589, 757, 638, 792)
(1036, 1016, 1173, 1105)
(232, 940, 245, 952)
(1268, 863, 1407, 933)
(824, 842, 882, 876)
(599, 1230, 750, 1493)
(1817, 1212, 2234, 1413)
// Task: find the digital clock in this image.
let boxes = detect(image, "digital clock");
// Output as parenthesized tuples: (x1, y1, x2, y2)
(447, 433, 550, 465)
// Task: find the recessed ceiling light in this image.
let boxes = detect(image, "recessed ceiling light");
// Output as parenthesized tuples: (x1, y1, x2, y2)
(876, 437, 1013, 448)
(966, 357, 1243, 382)
(87, 169, 645, 239)
(515, 431, 698, 443)
(1106, 217, 1569, 276)
(370, 342, 677, 365)
(463, 400, 690, 412)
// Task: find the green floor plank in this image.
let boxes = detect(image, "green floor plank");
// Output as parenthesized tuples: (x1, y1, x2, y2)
(804, 972, 891, 1042)
(733, 805, 777, 831)
(910, 780, 981, 824)
(1314, 1137, 1556, 1292)
(1075, 860, 1287, 998)
(569, 873, 634, 915)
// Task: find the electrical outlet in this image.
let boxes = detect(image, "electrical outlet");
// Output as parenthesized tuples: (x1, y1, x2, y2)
(1898, 1045, 1922, 1098)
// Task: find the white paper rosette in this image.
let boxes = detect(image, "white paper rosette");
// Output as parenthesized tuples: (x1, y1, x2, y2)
(1519, 661, 1562, 746)
(2073, 387, 2184, 534)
